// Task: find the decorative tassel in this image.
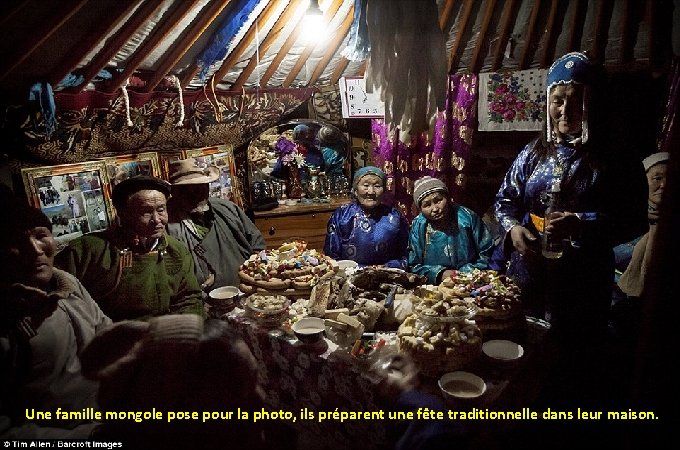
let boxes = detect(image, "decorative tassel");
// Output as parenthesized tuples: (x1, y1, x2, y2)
(28, 82, 57, 137)
(365, 0, 447, 141)
(172, 75, 185, 127)
(121, 82, 134, 127)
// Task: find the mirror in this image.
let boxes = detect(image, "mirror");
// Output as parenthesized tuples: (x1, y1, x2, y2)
(247, 119, 352, 209)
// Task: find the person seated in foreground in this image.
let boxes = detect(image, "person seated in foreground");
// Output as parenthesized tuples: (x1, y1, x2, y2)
(324, 166, 409, 268)
(0, 186, 111, 439)
(55, 175, 204, 321)
(166, 158, 266, 293)
(370, 353, 469, 450)
(408, 176, 494, 284)
(80, 315, 266, 450)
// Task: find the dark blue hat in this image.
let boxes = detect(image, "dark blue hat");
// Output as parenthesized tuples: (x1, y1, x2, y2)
(112, 175, 171, 210)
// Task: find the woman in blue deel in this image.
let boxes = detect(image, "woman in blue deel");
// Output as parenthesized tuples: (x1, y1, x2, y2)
(324, 166, 408, 268)
(408, 176, 493, 284)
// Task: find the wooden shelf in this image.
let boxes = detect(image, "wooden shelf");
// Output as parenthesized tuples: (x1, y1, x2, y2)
(254, 198, 351, 251)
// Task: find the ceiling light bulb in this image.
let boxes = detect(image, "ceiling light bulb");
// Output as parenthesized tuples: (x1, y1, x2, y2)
(301, 0, 325, 44)
(306, 0, 323, 17)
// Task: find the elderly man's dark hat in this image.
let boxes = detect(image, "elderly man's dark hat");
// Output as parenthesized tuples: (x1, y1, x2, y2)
(112, 175, 171, 210)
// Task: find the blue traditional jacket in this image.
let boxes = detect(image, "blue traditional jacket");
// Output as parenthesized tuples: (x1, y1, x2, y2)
(408, 205, 494, 284)
(493, 136, 647, 322)
(324, 201, 409, 269)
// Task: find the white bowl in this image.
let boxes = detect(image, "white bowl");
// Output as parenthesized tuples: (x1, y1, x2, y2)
(292, 317, 326, 344)
(438, 371, 486, 400)
(336, 260, 359, 275)
(482, 340, 524, 362)
(207, 286, 241, 317)
(337, 260, 358, 270)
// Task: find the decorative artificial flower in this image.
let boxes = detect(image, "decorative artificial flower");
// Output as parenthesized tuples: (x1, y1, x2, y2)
(275, 136, 307, 168)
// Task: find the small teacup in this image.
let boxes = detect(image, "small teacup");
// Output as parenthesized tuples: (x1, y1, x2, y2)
(207, 286, 240, 318)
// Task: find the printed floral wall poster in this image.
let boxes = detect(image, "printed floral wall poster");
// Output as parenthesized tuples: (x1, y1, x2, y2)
(478, 69, 547, 131)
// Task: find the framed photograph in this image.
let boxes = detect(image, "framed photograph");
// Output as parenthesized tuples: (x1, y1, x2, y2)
(158, 151, 185, 180)
(21, 161, 113, 248)
(184, 144, 244, 207)
(102, 152, 161, 187)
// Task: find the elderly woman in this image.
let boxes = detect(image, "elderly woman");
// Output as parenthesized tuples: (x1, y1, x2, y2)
(56, 175, 204, 321)
(324, 166, 408, 268)
(408, 176, 494, 284)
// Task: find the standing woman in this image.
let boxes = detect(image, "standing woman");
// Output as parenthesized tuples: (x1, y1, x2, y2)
(324, 166, 409, 268)
(494, 52, 647, 368)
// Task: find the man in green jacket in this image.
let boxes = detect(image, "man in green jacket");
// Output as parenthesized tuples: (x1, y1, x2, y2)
(56, 175, 204, 321)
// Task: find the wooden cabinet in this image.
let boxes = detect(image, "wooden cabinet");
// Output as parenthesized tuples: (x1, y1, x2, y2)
(253, 199, 349, 251)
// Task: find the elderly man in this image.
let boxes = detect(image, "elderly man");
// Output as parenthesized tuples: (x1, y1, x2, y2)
(616, 152, 669, 299)
(56, 175, 204, 321)
(166, 158, 266, 292)
(0, 186, 110, 438)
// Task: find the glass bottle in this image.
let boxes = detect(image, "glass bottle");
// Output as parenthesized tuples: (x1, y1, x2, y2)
(542, 179, 563, 259)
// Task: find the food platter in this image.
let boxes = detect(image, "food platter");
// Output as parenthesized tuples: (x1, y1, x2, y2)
(239, 241, 337, 295)
(243, 294, 290, 327)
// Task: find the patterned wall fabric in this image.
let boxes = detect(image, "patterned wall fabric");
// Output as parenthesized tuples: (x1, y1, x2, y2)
(12, 88, 315, 170)
(372, 74, 478, 222)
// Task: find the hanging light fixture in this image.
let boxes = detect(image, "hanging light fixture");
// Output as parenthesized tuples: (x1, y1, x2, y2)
(301, 0, 325, 43)
(307, 0, 323, 17)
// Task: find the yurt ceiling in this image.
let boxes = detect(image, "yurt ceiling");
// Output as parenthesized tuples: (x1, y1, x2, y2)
(0, 0, 675, 103)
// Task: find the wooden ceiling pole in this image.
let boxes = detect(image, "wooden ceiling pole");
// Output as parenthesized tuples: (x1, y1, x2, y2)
(565, 0, 587, 53)
(232, 0, 306, 91)
(0, 0, 30, 29)
(329, 58, 350, 85)
(283, 1, 353, 88)
(306, 9, 353, 86)
(449, 0, 474, 73)
(539, 0, 560, 67)
(49, 0, 144, 87)
(260, 0, 343, 87)
(447, 0, 475, 73)
(105, 1, 198, 94)
(179, 64, 202, 88)
(210, 0, 285, 87)
(357, 60, 367, 76)
(67, 0, 164, 93)
(618, 0, 634, 65)
(591, 0, 613, 63)
(518, 0, 542, 69)
(490, 0, 517, 71)
(468, 0, 497, 73)
(0, 0, 88, 83)
(144, 0, 233, 92)
(439, 0, 456, 31)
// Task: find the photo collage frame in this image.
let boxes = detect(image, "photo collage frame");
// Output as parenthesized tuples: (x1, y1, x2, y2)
(20, 146, 241, 246)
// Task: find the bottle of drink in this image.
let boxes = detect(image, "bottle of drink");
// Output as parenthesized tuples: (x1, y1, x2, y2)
(542, 179, 563, 259)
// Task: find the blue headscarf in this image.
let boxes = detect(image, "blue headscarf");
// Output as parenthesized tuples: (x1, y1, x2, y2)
(293, 124, 315, 147)
(352, 166, 386, 188)
(546, 51, 593, 144)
